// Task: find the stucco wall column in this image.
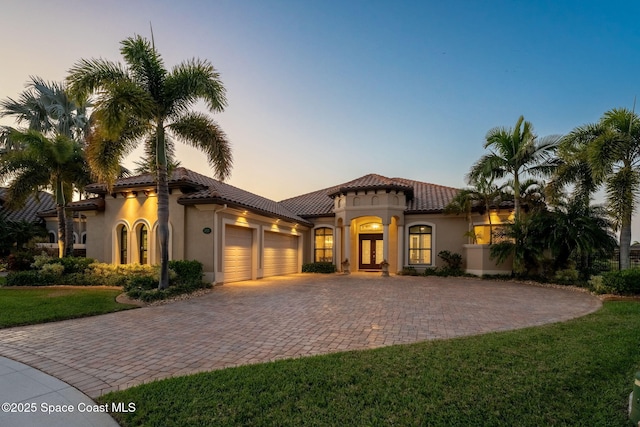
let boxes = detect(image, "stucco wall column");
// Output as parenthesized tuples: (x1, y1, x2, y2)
(382, 223, 389, 262)
(397, 224, 404, 269)
(343, 224, 351, 267)
(335, 227, 341, 269)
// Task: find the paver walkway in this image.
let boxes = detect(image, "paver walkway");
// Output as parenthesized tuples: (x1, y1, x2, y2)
(0, 274, 601, 398)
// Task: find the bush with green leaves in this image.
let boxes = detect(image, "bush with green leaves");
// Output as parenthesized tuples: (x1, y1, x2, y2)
(168, 260, 204, 284)
(7, 251, 36, 271)
(302, 262, 336, 274)
(553, 268, 580, 286)
(126, 281, 211, 303)
(397, 266, 419, 276)
(590, 269, 640, 295)
(5, 271, 56, 286)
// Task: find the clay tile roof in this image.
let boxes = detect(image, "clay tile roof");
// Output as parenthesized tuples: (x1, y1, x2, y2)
(280, 174, 460, 216)
(177, 170, 311, 225)
(0, 189, 55, 223)
(390, 177, 460, 212)
(66, 198, 105, 212)
(85, 167, 207, 194)
(328, 173, 414, 197)
(91, 168, 310, 225)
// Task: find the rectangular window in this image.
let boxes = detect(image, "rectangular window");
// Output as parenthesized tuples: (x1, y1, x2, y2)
(473, 225, 506, 244)
(408, 225, 432, 265)
(314, 228, 333, 263)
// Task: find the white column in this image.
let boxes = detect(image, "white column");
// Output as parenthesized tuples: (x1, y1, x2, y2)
(397, 224, 404, 269)
(334, 226, 341, 268)
(343, 224, 351, 268)
(382, 223, 389, 262)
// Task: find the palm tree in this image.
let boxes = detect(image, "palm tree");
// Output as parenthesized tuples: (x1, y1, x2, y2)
(0, 77, 91, 256)
(541, 200, 616, 274)
(0, 76, 90, 150)
(67, 35, 232, 289)
(445, 174, 504, 244)
(560, 108, 640, 270)
(468, 116, 561, 219)
(0, 130, 88, 257)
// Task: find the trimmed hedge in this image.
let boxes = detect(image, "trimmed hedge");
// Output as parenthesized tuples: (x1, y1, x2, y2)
(168, 260, 204, 285)
(6, 271, 56, 286)
(591, 269, 640, 295)
(302, 262, 336, 274)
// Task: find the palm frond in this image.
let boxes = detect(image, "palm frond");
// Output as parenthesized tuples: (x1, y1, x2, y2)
(120, 35, 167, 103)
(67, 58, 129, 100)
(168, 112, 232, 180)
(165, 58, 227, 116)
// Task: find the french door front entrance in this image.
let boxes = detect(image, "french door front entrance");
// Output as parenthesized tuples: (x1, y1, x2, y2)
(359, 234, 383, 270)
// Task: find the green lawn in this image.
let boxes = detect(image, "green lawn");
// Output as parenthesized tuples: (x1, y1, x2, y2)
(99, 301, 640, 426)
(0, 287, 136, 328)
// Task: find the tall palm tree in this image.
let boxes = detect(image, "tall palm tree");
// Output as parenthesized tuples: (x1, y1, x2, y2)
(560, 108, 640, 270)
(0, 76, 90, 149)
(468, 116, 560, 219)
(0, 130, 88, 257)
(67, 35, 232, 289)
(0, 77, 91, 255)
(445, 174, 504, 244)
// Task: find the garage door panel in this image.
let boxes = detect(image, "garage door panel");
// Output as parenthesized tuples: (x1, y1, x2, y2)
(264, 232, 298, 277)
(224, 226, 252, 282)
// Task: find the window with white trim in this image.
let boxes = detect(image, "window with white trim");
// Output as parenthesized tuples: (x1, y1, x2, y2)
(408, 225, 432, 265)
(314, 227, 333, 262)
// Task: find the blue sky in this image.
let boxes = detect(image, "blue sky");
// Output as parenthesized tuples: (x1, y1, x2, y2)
(2, 1, 640, 236)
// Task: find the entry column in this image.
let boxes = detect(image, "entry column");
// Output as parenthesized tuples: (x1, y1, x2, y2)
(343, 224, 351, 271)
(382, 223, 389, 262)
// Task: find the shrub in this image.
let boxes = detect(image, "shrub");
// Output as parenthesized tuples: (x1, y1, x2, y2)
(124, 275, 158, 292)
(126, 281, 211, 302)
(41, 263, 65, 277)
(595, 269, 640, 295)
(553, 269, 581, 286)
(302, 262, 336, 274)
(437, 250, 464, 276)
(588, 275, 607, 294)
(7, 251, 36, 271)
(423, 268, 438, 276)
(398, 266, 419, 276)
(169, 260, 204, 285)
(54, 257, 96, 274)
(5, 271, 55, 286)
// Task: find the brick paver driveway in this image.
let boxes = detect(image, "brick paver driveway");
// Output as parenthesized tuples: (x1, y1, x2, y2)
(0, 273, 601, 398)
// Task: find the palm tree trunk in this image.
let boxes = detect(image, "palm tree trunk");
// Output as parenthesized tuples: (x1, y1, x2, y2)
(64, 207, 74, 257)
(513, 172, 521, 219)
(156, 123, 170, 289)
(620, 214, 632, 270)
(56, 204, 65, 258)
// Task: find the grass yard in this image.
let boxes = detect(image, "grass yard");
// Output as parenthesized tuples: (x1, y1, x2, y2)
(0, 287, 136, 328)
(100, 301, 640, 427)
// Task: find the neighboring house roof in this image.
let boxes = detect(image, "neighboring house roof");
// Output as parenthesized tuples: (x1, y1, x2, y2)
(279, 174, 460, 217)
(0, 188, 55, 223)
(40, 197, 105, 218)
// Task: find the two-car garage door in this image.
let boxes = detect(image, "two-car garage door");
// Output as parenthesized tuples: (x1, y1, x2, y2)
(224, 226, 298, 283)
(263, 231, 298, 277)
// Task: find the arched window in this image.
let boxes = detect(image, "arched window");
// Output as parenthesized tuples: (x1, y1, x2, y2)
(408, 225, 432, 265)
(81, 233, 87, 244)
(314, 227, 333, 262)
(48, 231, 56, 244)
(139, 224, 148, 264)
(119, 226, 128, 264)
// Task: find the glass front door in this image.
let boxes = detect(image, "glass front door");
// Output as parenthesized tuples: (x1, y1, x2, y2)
(359, 234, 383, 269)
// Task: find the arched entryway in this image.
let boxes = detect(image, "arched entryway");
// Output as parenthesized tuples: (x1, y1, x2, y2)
(354, 217, 384, 270)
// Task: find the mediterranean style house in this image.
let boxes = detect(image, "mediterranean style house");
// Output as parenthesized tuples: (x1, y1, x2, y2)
(51, 168, 511, 283)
